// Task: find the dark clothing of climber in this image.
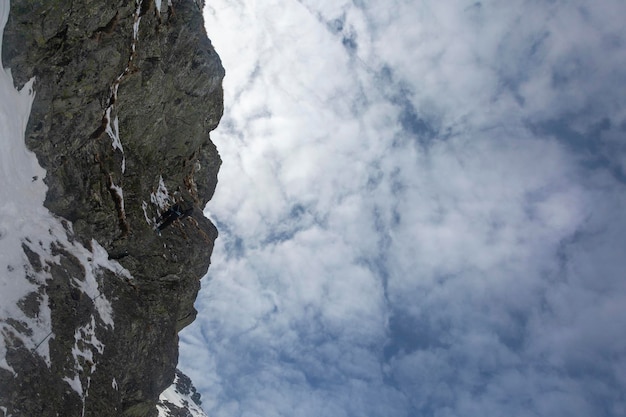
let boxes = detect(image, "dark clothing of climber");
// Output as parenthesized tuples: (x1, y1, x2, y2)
(157, 204, 193, 231)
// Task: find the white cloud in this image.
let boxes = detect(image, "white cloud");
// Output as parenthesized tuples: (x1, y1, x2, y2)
(180, 1, 626, 416)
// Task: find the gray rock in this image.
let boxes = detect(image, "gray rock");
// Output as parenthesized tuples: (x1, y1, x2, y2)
(1, 1, 224, 415)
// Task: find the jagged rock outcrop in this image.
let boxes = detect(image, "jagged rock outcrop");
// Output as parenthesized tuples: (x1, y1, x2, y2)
(156, 369, 207, 417)
(0, 1, 223, 416)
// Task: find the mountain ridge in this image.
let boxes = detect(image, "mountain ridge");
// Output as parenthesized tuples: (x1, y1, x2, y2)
(0, 1, 223, 415)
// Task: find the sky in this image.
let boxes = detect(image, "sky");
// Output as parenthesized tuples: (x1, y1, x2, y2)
(179, 1, 626, 416)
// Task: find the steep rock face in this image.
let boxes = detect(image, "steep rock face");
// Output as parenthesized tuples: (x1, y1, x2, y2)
(1, 1, 223, 416)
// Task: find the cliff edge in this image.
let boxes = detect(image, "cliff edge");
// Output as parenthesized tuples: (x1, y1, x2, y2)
(0, 1, 223, 415)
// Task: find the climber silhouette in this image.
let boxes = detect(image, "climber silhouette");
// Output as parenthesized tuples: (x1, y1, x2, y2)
(157, 203, 193, 231)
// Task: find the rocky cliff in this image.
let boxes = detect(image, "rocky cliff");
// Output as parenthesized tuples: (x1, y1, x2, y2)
(0, 0, 223, 416)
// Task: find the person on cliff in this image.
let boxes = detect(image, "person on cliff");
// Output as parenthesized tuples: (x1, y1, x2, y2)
(157, 202, 193, 231)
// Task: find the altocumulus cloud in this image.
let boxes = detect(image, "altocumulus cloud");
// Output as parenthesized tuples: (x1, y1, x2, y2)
(179, 1, 626, 416)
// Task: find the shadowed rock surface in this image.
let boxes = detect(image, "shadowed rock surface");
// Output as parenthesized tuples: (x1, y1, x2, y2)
(1, 1, 223, 416)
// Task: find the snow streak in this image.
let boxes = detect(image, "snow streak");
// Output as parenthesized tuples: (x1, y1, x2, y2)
(66, 317, 106, 417)
(100, 0, 147, 226)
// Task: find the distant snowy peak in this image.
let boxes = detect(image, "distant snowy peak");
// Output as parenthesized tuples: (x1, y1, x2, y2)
(157, 369, 208, 417)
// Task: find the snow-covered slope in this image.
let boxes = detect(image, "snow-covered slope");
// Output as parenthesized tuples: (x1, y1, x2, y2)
(0, 0, 50, 371)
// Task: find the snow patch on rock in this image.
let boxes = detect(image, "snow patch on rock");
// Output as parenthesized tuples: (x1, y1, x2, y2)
(157, 372, 208, 417)
(151, 175, 171, 210)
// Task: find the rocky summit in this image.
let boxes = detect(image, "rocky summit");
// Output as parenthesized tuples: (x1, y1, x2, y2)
(0, 0, 223, 416)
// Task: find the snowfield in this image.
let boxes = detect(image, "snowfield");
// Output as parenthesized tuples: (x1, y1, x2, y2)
(0, 0, 54, 371)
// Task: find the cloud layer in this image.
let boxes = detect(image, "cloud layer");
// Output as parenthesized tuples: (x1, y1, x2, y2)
(180, 1, 626, 416)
